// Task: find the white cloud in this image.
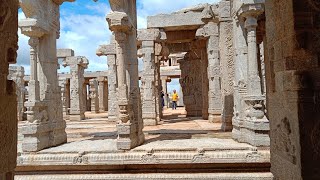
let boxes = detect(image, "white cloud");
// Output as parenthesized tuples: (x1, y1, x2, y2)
(17, 0, 221, 75)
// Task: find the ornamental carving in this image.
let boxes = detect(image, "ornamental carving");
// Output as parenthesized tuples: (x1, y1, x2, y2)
(308, 0, 320, 11)
(0, 1, 11, 31)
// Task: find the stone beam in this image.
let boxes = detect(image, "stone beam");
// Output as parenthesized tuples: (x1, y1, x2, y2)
(57, 49, 74, 58)
(148, 12, 205, 31)
(165, 30, 197, 43)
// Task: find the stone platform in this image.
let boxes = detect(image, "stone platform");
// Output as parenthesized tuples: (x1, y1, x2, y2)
(16, 108, 271, 179)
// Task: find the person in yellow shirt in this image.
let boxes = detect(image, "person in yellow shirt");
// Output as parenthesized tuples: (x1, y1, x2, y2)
(172, 90, 178, 110)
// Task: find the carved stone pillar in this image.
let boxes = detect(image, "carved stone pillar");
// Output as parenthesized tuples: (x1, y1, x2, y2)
(96, 36, 119, 122)
(19, 0, 68, 152)
(62, 56, 89, 120)
(138, 29, 161, 126)
(97, 77, 107, 113)
(0, 1, 18, 177)
(89, 79, 99, 113)
(196, 22, 222, 123)
(9, 66, 26, 121)
(59, 78, 69, 119)
(233, 4, 269, 147)
(219, 0, 235, 131)
(107, 0, 144, 149)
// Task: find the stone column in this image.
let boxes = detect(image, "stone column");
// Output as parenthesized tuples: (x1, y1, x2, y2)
(219, 0, 235, 131)
(107, 0, 144, 149)
(233, 4, 269, 147)
(97, 77, 107, 113)
(196, 22, 222, 123)
(231, 14, 248, 144)
(245, 16, 262, 96)
(89, 79, 99, 113)
(59, 78, 69, 119)
(9, 66, 26, 121)
(161, 76, 168, 108)
(19, 0, 69, 152)
(96, 36, 119, 122)
(62, 56, 89, 120)
(137, 29, 161, 126)
(0, 1, 18, 177)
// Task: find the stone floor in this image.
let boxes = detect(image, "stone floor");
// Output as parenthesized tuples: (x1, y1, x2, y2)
(65, 107, 231, 143)
(17, 108, 238, 152)
(16, 108, 271, 179)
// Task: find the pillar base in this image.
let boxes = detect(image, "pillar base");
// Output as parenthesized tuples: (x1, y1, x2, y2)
(208, 114, 221, 123)
(1, 172, 14, 180)
(116, 123, 139, 150)
(143, 118, 157, 126)
(69, 114, 85, 121)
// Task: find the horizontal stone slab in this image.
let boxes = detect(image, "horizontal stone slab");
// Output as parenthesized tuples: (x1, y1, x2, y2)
(147, 12, 205, 30)
(15, 173, 274, 180)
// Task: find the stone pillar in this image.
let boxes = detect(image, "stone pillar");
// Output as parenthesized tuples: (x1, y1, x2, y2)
(231, 12, 248, 144)
(9, 66, 26, 121)
(196, 22, 222, 123)
(265, 1, 320, 178)
(107, 0, 144, 149)
(62, 56, 89, 120)
(89, 79, 99, 113)
(96, 36, 119, 122)
(179, 53, 203, 117)
(233, 4, 269, 147)
(161, 76, 168, 108)
(0, 1, 18, 177)
(59, 78, 69, 119)
(137, 29, 161, 126)
(219, 0, 234, 131)
(97, 77, 107, 113)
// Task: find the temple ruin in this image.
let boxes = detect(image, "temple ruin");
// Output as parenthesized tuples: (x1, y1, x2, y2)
(0, 0, 319, 179)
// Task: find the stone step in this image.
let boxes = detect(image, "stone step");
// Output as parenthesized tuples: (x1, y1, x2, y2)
(15, 173, 273, 180)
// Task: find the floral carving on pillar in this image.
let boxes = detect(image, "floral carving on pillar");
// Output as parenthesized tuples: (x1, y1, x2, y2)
(308, 0, 320, 11)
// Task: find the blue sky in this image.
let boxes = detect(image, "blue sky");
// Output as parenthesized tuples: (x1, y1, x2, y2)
(17, 0, 219, 92)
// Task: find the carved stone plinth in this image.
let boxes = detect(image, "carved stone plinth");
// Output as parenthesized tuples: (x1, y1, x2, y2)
(232, 96, 270, 146)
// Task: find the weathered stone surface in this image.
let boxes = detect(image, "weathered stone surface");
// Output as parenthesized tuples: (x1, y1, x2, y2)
(15, 173, 273, 180)
(89, 79, 99, 113)
(0, 0, 18, 178)
(57, 49, 74, 58)
(62, 56, 89, 120)
(107, 0, 144, 150)
(96, 36, 119, 122)
(8, 66, 26, 121)
(265, 0, 320, 179)
(19, 0, 67, 152)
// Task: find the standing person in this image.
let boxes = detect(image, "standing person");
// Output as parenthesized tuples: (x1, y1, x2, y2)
(172, 90, 178, 110)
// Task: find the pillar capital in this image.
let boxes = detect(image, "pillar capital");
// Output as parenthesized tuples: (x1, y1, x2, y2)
(237, 3, 264, 20)
(244, 16, 258, 30)
(106, 12, 132, 33)
(96, 44, 116, 56)
(63, 56, 89, 69)
(28, 37, 39, 48)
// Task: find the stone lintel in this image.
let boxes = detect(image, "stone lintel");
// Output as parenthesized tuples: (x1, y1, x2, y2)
(137, 29, 161, 42)
(196, 22, 219, 38)
(96, 44, 116, 56)
(64, 56, 89, 68)
(147, 12, 205, 31)
(57, 49, 75, 58)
